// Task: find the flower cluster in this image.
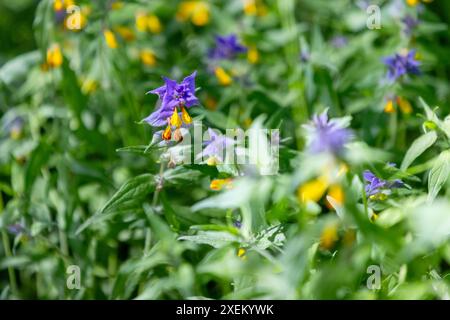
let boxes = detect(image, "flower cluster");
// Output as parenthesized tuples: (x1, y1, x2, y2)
(145, 72, 199, 141)
(303, 110, 352, 155)
(383, 50, 421, 81)
(363, 170, 404, 200)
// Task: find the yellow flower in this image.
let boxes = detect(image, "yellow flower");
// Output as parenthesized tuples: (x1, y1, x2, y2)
(384, 99, 395, 113)
(54, 0, 64, 11)
(242, 0, 257, 15)
(406, 0, 433, 6)
(237, 247, 246, 259)
(320, 223, 339, 250)
(397, 97, 413, 114)
(177, 1, 210, 26)
(104, 29, 118, 49)
(81, 78, 98, 94)
(214, 67, 232, 86)
(135, 12, 148, 32)
(140, 49, 156, 66)
(297, 176, 328, 203)
(326, 184, 345, 208)
(210, 178, 233, 191)
(115, 26, 135, 42)
(147, 14, 162, 33)
(46, 44, 63, 68)
(247, 46, 259, 64)
(111, 1, 123, 10)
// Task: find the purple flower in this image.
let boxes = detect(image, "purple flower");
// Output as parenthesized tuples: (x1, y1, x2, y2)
(331, 36, 348, 49)
(201, 128, 235, 164)
(208, 34, 247, 60)
(402, 15, 419, 36)
(363, 170, 403, 197)
(382, 50, 421, 81)
(145, 71, 199, 127)
(7, 223, 26, 236)
(303, 110, 351, 155)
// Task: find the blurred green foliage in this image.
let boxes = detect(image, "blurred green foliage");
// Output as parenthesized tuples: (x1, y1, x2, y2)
(0, 0, 449, 300)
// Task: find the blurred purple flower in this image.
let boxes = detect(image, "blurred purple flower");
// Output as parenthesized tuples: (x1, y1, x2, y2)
(382, 50, 421, 81)
(363, 170, 403, 197)
(144, 71, 199, 127)
(7, 223, 26, 236)
(208, 34, 247, 60)
(201, 128, 235, 163)
(303, 110, 351, 155)
(402, 15, 419, 35)
(331, 36, 348, 49)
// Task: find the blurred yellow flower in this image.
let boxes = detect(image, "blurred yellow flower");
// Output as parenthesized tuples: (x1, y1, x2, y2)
(46, 44, 63, 68)
(65, 11, 87, 31)
(115, 26, 135, 42)
(242, 0, 267, 16)
(214, 67, 232, 86)
(237, 247, 246, 259)
(81, 78, 98, 94)
(326, 184, 345, 207)
(104, 29, 118, 48)
(247, 46, 259, 64)
(147, 15, 162, 33)
(140, 49, 156, 66)
(210, 178, 233, 191)
(54, 0, 74, 11)
(297, 176, 328, 203)
(135, 12, 147, 32)
(384, 99, 395, 113)
(320, 223, 339, 250)
(177, 1, 210, 26)
(397, 97, 413, 114)
(406, 0, 433, 6)
(111, 1, 123, 10)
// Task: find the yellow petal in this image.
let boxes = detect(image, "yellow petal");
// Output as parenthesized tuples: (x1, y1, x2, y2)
(243, 0, 257, 15)
(384, 99, 395, 113)
(297, 177, 328, 203)
(210, 178, 233, 191)
(162, 125, 172, 140)
(237, 248, 246, 258)
(103, 29, 118, 49)
(181, 106, 192, 124)
(320, 223, 339, 250)
(46, 44, 63, 68)
(170, 108, 182, 128)
(326, 184, 345, 208)
(191, 2, 209, 26)
(140, 49, 156, 66)
(397, 97, 413, 114)
(215, 67, 232, 86)
(406, 0, 419, 6)
(54, 0, 63, 11)
(247, 46, 259, 64)
(115, 26, 135, 41)
(135, 12, 148, 32)
(147, 14, 162, 33)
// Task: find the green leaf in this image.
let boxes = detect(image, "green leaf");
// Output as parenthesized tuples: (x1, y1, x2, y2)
(427, 150, 450, 203)
(76, 174, 155, 234)
(401, 131, 437, 170)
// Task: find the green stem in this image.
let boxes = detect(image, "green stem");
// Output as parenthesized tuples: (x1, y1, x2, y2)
(0, 193, 18, 297)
